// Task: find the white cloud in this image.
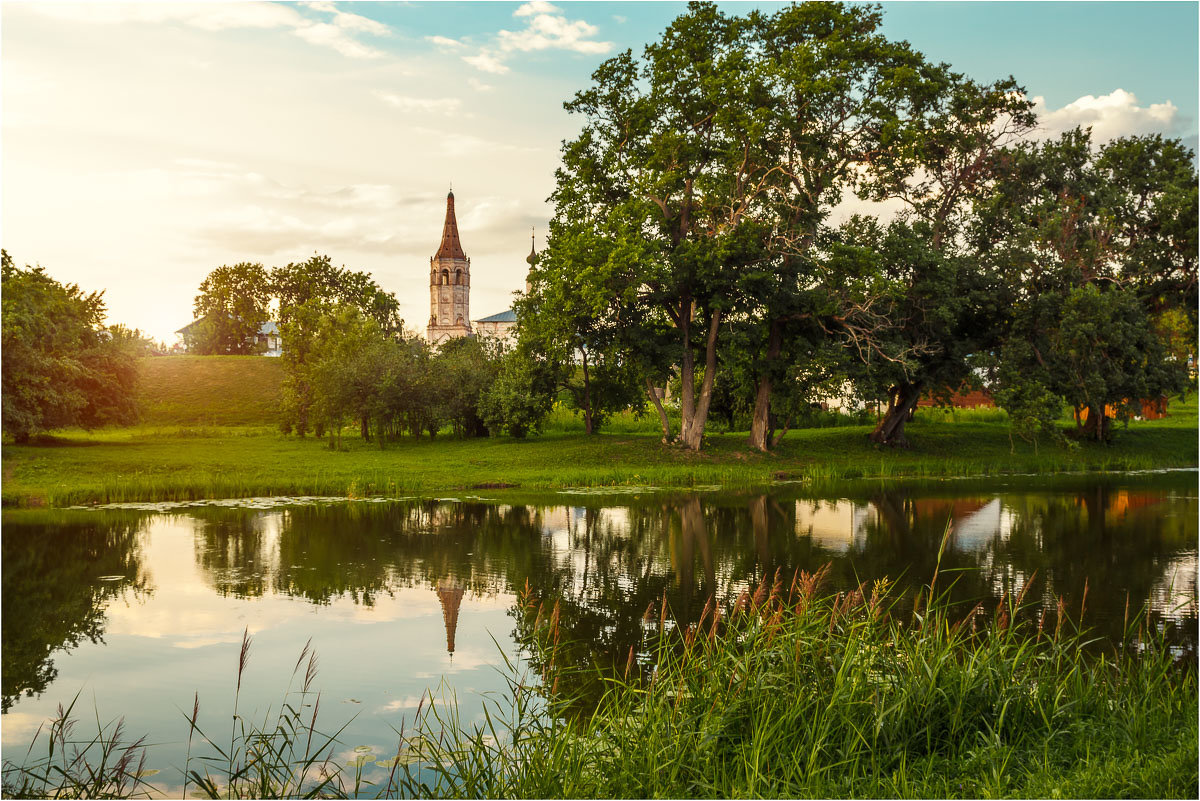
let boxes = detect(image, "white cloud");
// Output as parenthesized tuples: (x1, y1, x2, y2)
(463, 51, 511, 75)
(375, 91, 463, 115)
(21, 1, 390, 59)
(1033, 89, 1183, 142)
(457, 2, 611, 74)
(496, 10, 611, 55)
(514, 1, 561, 17)
(468, 77, 494, 92)
(427, 35, 464, 50)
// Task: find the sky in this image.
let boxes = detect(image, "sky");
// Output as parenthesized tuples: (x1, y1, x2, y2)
(3, 1, 1197, 343)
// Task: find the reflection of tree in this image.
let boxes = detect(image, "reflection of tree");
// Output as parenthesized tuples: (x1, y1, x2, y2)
(188, 478, 1200, 689)
(990, 488, 1197, 652)
(2, 512, 149, 711)
(191, 510, 273, 598)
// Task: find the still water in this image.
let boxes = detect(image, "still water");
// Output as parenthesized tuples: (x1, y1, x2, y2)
(2, 474, 1196, 792)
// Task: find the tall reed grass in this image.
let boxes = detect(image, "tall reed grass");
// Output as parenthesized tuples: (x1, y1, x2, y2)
(395, 564, 1198, 799)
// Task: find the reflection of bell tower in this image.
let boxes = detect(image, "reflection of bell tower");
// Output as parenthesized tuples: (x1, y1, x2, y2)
(435, 578, 464, 655)
(427, 190, 472, 344)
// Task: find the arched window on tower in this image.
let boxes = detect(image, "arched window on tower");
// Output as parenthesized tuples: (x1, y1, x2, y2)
(456, 316, 464, 326)
(441, 269, 450, 285)
(455, 269, 463, 285)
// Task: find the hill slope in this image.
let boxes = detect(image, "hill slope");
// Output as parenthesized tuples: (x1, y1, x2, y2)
(138, 356, 283, 427)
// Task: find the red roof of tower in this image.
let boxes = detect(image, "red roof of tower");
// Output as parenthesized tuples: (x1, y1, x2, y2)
(435, 191, 467, 260)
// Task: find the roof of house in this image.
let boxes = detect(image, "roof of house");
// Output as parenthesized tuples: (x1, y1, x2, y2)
(473, 309, 517, 324)
(175, 317, 278, 336)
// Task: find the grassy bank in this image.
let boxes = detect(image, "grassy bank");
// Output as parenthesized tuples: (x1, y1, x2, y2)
(2, 394, 1195, 507)
(138, 355, 283, 427)
(400, 574, 1197, 799)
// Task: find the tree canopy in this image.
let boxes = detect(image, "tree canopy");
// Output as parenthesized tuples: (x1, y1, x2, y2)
(2, 251, 147, 442)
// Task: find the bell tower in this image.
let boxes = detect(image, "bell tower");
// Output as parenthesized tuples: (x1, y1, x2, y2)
(427, 190, 472, 344)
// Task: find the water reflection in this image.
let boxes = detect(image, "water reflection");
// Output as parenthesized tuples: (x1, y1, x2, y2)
(2, 478, 1195, 774)
(2, 513, 150, 711)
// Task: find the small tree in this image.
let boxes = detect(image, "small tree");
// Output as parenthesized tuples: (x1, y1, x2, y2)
(479, 349, 555, 438)
(190, 262, 272, 354)
(273, 255, 401, 436)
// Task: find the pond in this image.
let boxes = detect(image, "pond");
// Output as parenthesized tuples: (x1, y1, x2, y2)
(2, 472, 1196, 794)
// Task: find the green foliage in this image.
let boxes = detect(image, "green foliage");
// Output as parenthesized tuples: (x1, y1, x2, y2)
(1052, 285, 1185, 428)
(518, 216, 656, 435)
(480, 350, 555, 438)
(988, 346, 1066, 454)
(1, 251, 144, 442)
(188, 262, 272, 355)
(271, 254, 401, 436)
(304, 307, 391, 449)
(979, 129, 1197, 443)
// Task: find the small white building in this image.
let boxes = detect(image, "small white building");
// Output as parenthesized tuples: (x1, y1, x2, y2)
(472, 309, 517, 344)
(174, 318, 281, 356)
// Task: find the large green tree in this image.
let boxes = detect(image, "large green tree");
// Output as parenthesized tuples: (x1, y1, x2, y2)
(552, 2, 773, 450)
(979, 129, 1196, 440)
(548, 2, 952, 451)
(847, 77, 1037, 446)
(2, 252, 145, 442)
(741, 2, 953, 451)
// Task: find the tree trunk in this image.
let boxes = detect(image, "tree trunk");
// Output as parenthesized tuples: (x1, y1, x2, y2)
(749, 495, 769, 574)
(869, 382, 923, 447)
(360, 415, 370, 443)
(748, 322, 783, 452)
(678, 301, 696, 446)
(680, 495, 715, 603)
(580, 348, 594, 435)
(645, 376, 672, 443)
(681, 309, 721, 452)
(770, 413, 795, 449)
(1081, 405, 1109, 442)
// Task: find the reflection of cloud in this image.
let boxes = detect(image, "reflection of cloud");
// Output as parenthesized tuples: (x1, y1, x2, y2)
(379, 695, 443, 712)
(795, 500, 874, 553)
(1033, 89, 1183, 142)
(0, 711, 51, 742)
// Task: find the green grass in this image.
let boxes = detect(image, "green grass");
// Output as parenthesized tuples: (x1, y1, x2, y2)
(399, 570, 1197, 799)
(137, 355, 283, 427)
(2, 355, 1195, 507)
(2, 393, 1195, 507)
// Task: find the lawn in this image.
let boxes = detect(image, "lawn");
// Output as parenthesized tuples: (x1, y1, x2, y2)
(3, 391, 1195, 507)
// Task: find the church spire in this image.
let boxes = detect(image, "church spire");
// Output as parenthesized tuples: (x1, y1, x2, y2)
(525, 227, 537, 295)
(435, 190, 466, 260)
